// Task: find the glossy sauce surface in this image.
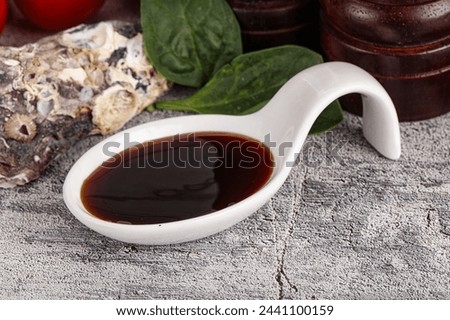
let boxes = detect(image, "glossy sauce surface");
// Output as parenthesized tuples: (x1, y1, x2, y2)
(81, 132, 274, 225)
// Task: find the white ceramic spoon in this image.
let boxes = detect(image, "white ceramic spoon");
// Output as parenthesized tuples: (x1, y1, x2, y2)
(63, 62, 401, 245)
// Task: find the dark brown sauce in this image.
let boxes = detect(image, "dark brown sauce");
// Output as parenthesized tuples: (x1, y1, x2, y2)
(81, 132, 274, 225)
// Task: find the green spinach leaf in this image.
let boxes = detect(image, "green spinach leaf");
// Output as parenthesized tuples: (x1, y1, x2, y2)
(308, 99, 343, 135)
(154, 45, 343, 134)
(141, 0, 242, 88)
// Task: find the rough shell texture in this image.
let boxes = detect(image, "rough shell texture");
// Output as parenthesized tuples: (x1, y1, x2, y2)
(0, 21, 169, 188)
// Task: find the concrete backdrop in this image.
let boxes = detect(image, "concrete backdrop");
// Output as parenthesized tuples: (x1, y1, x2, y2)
(0, 0, 449, 299)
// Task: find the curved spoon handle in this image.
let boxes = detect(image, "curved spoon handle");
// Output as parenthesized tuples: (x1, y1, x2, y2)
(254, 62, 401, 160)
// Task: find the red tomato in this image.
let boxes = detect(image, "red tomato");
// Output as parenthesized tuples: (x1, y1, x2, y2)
(14, 0, 105, 31)
(0, 0, 7, 33)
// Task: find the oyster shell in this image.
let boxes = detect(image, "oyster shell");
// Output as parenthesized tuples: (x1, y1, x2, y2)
(0, 21, 169, 188)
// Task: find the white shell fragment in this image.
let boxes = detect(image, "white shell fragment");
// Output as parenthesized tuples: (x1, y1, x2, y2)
(0, 21, 169, 187)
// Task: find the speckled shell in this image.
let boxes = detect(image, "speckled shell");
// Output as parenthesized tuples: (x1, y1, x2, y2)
(0, 21, 169, 187)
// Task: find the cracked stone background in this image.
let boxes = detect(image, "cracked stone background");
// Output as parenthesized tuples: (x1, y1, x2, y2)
(1, 0, 450, 299)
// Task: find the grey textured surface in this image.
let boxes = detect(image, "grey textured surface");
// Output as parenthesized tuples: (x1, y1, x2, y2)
(1, 86, 450, 298)
(0, 0, 449, 300)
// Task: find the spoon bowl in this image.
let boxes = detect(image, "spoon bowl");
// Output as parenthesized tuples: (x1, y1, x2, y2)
(63, 62, 401, 244)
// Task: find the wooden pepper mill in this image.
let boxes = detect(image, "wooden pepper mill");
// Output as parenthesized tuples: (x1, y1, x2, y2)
(227, 0, 320, 52)
(321, 0, 450, 121)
